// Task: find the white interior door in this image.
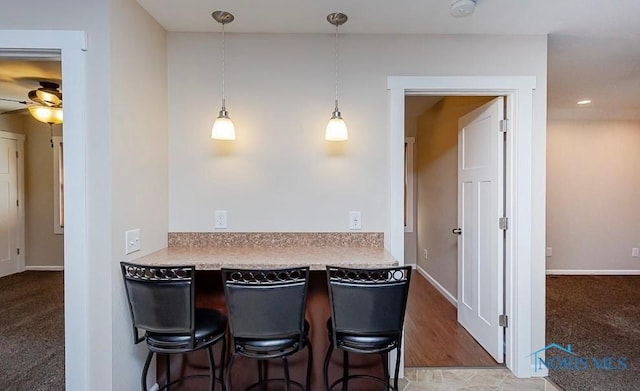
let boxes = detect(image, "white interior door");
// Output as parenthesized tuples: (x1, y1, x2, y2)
(456, 97, 505, 363)
(0, 136, 19, 278)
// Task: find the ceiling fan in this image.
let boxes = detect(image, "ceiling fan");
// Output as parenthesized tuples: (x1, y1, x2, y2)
(0, 81, 63, 125)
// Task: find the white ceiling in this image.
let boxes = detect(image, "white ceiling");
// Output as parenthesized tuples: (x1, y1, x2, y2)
(134, 0, 640, 120)
(1, 1, 639, 119)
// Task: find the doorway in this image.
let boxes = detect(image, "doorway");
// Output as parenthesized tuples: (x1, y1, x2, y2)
(403, 95, 505, 367)
(0, 30, 89, 390)
(387, 76, 539, 377)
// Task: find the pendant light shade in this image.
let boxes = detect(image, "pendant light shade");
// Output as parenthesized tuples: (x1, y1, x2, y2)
(325, 109, 348, 141)
(325, 12, 348, 141)
(211, 108, 236, 140)
(211, 11, 236, 140)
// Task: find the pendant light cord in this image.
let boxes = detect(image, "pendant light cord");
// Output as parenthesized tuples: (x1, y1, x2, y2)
(334, 24, 339, 110)
(221, 22, 226, 110)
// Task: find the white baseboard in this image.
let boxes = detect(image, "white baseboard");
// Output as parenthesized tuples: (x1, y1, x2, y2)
(24, 266, 64, 271)
(546, 269, 640, 275)
(531, 363, 548, 377)
(416, 265, 457, 307)
(148, 384, 159, 391)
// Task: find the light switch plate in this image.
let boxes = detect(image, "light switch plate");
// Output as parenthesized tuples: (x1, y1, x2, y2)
(125, 229, 141, 255)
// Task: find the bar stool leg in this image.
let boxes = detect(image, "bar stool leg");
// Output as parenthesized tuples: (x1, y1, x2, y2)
(342, 351, 349, 391)
(206, 345, 216, 391)
(305, 342, 313, 390)
(283, 357, 291, 391)
(323, 342, 334, 391)
(224, 354, 236, 391)
(219, 336, 226, 391)
(393, 345, 402, 391)
(257, 360, 266, 391)
(165, 354, 171, 391)
(381, 352, 390, 390)
(141, 351, 154, 391)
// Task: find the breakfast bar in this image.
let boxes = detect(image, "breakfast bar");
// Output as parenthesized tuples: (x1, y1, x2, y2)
(132, 232, 399, 391)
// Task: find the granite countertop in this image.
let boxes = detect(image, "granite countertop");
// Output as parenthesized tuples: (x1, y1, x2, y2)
(132, 246, 398, 271)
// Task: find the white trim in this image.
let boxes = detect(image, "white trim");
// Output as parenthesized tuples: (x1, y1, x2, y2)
(532, 364, 548, 378)
(52, 136, 64, 235)
(0, 30, 89, 391)
(388, 75, 537, 378)
(148, 383, 160, 391)
(404, 137, 415, 233)
(546, 269, 640, 275)
(416, 265, 457, 307)
(25, 266, 64, 271)
(0, 131, 25, 273)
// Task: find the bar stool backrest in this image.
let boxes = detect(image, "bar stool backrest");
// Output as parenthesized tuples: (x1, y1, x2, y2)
(222, 267, 310, 342)
(121, 262, 195, 344)
(327, 266, 412, 337)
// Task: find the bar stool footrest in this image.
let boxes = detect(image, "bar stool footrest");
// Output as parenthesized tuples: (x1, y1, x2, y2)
(328, 374, 392, 391)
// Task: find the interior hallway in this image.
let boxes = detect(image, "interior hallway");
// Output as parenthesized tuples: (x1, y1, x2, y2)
(405, 271, 499, 367)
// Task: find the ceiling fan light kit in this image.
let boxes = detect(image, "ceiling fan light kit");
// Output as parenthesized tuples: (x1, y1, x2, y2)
(28, 105, 63, 125)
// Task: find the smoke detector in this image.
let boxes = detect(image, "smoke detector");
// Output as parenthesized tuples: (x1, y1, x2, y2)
(450, 0, 477, 17)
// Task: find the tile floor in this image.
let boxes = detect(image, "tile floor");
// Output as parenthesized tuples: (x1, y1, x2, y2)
(401, 368, 562, 391)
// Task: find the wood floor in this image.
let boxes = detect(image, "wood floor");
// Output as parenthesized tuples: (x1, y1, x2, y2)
(404, 271, 500, 367)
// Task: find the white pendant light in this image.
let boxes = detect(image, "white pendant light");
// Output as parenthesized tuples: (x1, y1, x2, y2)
(211, 11, 236, 140)
(325, 12, 349, 141)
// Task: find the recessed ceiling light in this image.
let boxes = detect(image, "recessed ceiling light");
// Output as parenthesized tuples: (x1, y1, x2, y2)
(577, 99, 592, 105)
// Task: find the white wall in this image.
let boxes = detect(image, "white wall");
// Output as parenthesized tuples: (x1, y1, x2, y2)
(0, 114, 64, 269)
(23, 118, 64, 268)
(168, 33, 547, 235)
(168, 33, 548, 370)
(0, 0, 168, 389)
(109, 0, 168, 389)
(547, 120, 640, 272)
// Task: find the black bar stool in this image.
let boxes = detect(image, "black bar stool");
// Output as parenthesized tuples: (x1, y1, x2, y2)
(120, 262, 227, 391)
(222, 267, 313, 391)
(323, 266, 412, 391)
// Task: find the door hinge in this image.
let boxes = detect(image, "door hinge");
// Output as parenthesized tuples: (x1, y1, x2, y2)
(500, 119, 509, 133)
(499, 217, 508, 230)
(16, 199, 19, 207)
(17, 248, 20, 255)
(16, 151, 19, 158)
(499, 314, 508, 328)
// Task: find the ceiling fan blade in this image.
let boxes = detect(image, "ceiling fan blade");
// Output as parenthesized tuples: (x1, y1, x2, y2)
(0, 108, 28, 115)
(0, 97, 28, 105)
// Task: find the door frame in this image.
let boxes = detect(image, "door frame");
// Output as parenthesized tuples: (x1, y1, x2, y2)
(0, 30, 89, 390)
(387, 76, 537, 378)
(0, 130, 25, 273)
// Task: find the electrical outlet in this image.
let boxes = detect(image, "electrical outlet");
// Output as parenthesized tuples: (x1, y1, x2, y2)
(125, 229, 140, 255)
(215, 210, 227, 229)
(546, 247, 553, 257)
(349, 211, 362, 230)
(632, 248, 639, 257)
(423, 249, 428, 260)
